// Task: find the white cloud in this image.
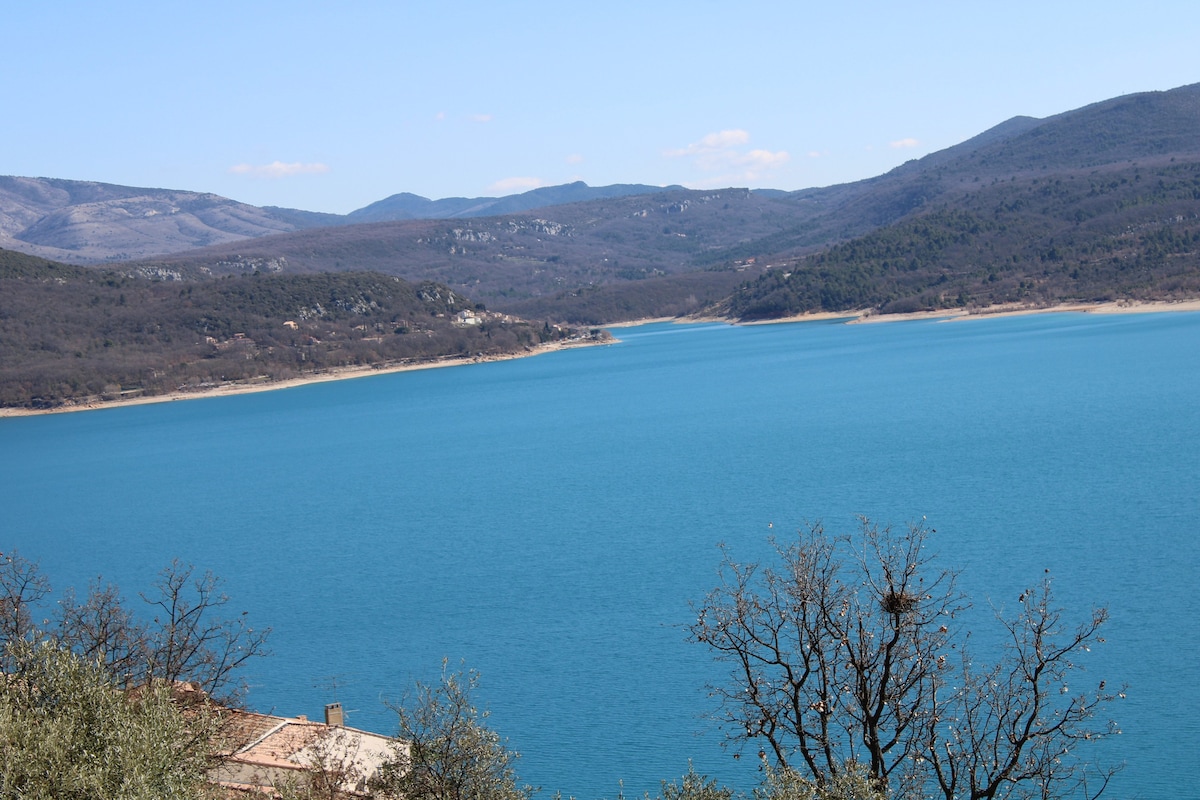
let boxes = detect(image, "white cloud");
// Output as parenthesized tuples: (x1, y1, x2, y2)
(666, 129, 789, 184)
(889, 137, 920, 149)
(228, 161, 330, 178)
(565, 153, 584, 165)
(435, 111, 446, 121)
(489, 176, 545, 193)
(664, 129, 751, 158)
(742, 149, 790, 170)
(471, 113, 494, 123)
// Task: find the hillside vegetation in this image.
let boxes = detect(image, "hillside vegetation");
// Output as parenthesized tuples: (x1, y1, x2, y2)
(127, 188, 783, 321)
(718, 158, 1200, 318)
(0, 249, 581, 410)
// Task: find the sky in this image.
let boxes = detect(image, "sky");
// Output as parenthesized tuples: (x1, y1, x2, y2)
(5, 1, 1199, 215)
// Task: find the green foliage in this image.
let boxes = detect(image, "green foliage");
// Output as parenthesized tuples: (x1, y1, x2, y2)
(0, 639, 220, 800)
(755, 762, 883, 800)
(656, 763, 735, 800)
(642, 761, 881, 800)
(375, 661, 535, 800)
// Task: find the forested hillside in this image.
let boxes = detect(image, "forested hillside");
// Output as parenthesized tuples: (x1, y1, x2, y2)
(346, 180, 676, 222)
(0, 249, 581, 410)
(711, 84, 1200, 319)
(716, 157, 1200, 319)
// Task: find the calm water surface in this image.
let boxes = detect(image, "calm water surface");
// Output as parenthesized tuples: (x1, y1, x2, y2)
(3, 313, 1198, 799)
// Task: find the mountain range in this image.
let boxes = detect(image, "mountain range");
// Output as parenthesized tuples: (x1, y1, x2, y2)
(7, 83, 1200, 324)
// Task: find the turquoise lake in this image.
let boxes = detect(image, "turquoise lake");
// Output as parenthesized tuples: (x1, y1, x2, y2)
(3, 312, 1199, 798)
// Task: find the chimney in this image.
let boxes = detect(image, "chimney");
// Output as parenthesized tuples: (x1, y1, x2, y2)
(325, 702, 344, 727)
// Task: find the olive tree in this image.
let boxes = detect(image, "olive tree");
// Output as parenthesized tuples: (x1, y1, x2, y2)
(374, 661, 534, 800)
(690, 519, 1120, 800)
(0, 639, 222, 800)
(649, 761, 883, 800)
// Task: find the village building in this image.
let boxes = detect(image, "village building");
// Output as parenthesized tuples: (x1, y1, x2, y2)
(211, 702, 399, 797)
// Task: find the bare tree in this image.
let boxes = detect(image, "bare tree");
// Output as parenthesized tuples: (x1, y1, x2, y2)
(140, 559, 270, 704)
(0, 550, 51, 654)
(273, 726, 376, 800)
(923, 579, 1118, 800)
(55, 578, 149, 688)
(1, 553, 268, 705)
(690, 519, 1120, 800)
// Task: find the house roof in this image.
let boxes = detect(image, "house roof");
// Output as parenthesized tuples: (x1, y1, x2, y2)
(213, 709, 399, 797)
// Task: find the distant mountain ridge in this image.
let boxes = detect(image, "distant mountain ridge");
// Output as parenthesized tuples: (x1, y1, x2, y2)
(347, 181, 681, 222)
(0, 176, 685, 264)
(766, 83, 1200, 246)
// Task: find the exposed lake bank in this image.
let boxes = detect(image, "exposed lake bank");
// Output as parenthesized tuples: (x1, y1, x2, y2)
(7, 298, 1200, 418)
(727, 297, 1200, 326)
(0, 336, 610, 418)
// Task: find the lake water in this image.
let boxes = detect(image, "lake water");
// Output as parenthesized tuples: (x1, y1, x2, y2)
(3, 312, 1198, 799)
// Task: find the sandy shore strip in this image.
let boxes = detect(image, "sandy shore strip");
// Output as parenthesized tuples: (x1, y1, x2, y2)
(848, 298, 1200, 324)
(698, 298, 1200, 326)
(601, 316, 678, 327)
(0, 337, 610, 419)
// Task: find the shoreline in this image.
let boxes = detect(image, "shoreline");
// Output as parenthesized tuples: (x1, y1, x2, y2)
(848, 298, 1200, 324)
(0, 337, 609, 419)
(5, 298, 1199, 419)
(697, 298, 1200, 327)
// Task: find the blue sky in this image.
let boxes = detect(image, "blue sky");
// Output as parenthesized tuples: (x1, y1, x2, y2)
(5, 1, 1198, 214)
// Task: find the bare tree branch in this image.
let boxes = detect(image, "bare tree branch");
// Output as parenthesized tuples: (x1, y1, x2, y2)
(139, 559, 271, 704)
(691, 519, 1119, 800)
(0, 550, 52, 655)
